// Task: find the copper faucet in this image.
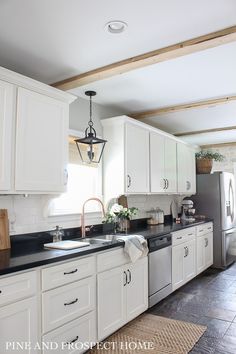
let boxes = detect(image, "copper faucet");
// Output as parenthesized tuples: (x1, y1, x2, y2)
(81, 198, 106, 238)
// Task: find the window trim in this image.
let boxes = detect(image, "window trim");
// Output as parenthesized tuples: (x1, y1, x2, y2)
(47, 130, 103, 217)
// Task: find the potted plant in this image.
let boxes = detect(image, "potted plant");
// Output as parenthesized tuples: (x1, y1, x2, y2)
(103, 203, 138, 233)
(195, 150, 224, 174)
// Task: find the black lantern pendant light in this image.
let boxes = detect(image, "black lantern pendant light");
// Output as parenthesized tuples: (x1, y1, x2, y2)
(75, 91, 107, 164)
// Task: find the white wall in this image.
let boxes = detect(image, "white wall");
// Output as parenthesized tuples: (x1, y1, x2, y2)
(69, 97, 123, 135)
(202, 145, 236, 174)
(0, 97, 183, 235)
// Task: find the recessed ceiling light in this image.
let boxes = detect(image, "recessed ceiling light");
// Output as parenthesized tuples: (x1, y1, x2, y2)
(105, 21, 128, 34)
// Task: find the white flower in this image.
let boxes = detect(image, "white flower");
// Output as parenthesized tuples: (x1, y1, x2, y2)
(110, 203, 124, 215)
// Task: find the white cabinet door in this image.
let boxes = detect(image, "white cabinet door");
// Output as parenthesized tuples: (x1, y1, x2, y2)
(187, 147, 196, 194)
(196, 236, 205, 275)
(97, 267, 126, 340)
(15, 88, 68, 192)
(42, 312, 96, 354)
(197, 232, 213, 275)
(125, 123, 149, 193)
(204, 232, 213, 269)
(42, 276, 95, 333)
(150, 132, 165, 193)
(177, 143, 188, 193)
(0, 80, 15, 191)
(184, 239, 196, 282)
(172, 244, 185, 291)
(0, 297, 38, 354)
(126, 257, 148, 322)
(165, 138, 177, 193)
(150, 133, 177, 193)
(177, 143, 196, 194)
(172, 239, 196, 290)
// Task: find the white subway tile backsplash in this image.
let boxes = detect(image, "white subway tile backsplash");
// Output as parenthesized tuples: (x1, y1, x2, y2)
(0, 193, 184, 236)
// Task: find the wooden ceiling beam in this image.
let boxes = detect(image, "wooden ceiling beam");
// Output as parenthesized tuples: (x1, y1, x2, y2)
(130, 95, 236, 119)
(174, 125, 236, 137)
(52, 25, 236, 91)
(200, 142, 236, 148)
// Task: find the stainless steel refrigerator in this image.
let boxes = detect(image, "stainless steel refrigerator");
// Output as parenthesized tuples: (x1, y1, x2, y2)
(192, 172, 236, 268)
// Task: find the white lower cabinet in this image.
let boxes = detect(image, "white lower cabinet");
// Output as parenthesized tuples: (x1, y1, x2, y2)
(172, 237, 196, 291)
(97, 267, 126, 340)
(172, 222, 213, 291)
(0, 297, 38, 354)
(126, 259, 148, 322)
(42, 311, 96, 354)
(41, 256, 96, 354)
(97, 256, 148, 341)
(42, 276, 95, 333)
(197, 232, 213, 275)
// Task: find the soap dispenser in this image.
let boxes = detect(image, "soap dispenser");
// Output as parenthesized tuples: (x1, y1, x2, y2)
(52, 225, 64, 242)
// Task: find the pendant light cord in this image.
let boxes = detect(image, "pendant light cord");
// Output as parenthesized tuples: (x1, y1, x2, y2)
(88, 94, 93, 132)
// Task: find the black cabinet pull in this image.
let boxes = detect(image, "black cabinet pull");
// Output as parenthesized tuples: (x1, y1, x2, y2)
(0, 290, 2, 294)
(64, 269, 78, 275)
(66, 335, 79, 345)
(124, 271, 128, 286)
(64, 298, 78, 306)
(127, 269, 131, 284)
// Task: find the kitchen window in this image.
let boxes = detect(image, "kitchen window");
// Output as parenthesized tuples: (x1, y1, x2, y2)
(49, 131, 102, 216)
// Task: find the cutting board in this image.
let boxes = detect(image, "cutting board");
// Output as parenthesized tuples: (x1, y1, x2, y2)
(0, 209, 10, 250)
(118, 195, 128, 208)
(44, 240, 90, 250)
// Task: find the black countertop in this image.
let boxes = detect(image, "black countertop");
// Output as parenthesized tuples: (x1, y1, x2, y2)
(0, 218, 212, 276)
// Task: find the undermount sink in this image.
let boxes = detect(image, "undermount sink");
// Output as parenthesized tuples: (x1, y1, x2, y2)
(80, 237, 112, 245)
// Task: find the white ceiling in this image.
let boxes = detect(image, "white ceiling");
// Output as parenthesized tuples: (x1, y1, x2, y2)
(142, 101, 236, 135)
(181, 130, 236, 146)
(0, 0, 235, 84)
(69, 42, 236, 111)
(1, 0, 236, 146)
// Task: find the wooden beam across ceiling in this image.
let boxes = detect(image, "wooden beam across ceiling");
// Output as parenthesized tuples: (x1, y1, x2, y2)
(52, 25, 236, 91)
(201, 142, 236, 148)
(174, 125, 236, 137)
(130, 95, 236, 119)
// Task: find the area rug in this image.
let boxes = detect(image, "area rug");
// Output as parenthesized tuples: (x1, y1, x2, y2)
(90, 313, 206, 353)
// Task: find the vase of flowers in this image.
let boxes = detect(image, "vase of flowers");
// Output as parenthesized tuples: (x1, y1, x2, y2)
(103, 203, 138, 233)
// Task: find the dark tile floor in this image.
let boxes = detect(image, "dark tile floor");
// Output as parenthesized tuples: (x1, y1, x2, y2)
(148, 262, 236, 353)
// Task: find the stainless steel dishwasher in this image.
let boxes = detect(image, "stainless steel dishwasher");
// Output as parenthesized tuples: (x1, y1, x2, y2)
(148, 234, 172, 308)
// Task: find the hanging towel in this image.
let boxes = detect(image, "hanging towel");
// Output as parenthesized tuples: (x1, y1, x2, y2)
(117, 235, 149, 263)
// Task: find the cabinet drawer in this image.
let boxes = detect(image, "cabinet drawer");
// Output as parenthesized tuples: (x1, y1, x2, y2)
(42, 311, 96, 354)
(172, 227, 196, 246)
(42, 276, 95, 333)
(97, 247, 129, 273)
(42, 256, 96, 291)
(196, 222, 213, 237)
(0, 271, 37, 306)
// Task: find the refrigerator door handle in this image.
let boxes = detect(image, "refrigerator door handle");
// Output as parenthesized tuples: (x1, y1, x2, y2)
(229, 180, 235, 223)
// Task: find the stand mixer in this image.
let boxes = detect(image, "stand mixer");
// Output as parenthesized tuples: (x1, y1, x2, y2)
(181, 199, 196, 222)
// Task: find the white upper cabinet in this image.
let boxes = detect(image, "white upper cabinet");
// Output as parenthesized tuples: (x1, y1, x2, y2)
(0, 66, 75, 193)
(102, 117, 150, 204)
(102, 116, 196, 203)
(15, 88, 68, 192)
(150, 133, 177, 193)
(125, 123, 149, 193)
(177, 142, 196, 194)
(0, 80, 15, 191)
